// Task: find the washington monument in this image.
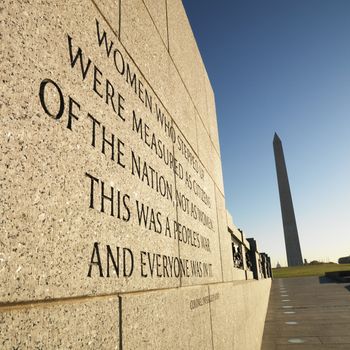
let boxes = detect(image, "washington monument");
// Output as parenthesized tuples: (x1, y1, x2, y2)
(273, 133, 303, 266)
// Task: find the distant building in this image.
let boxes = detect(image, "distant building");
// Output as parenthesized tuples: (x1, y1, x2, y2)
(338, 255, 350, 264)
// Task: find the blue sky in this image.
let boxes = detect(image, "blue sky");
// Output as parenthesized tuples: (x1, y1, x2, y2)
(182, 0, 350, 265)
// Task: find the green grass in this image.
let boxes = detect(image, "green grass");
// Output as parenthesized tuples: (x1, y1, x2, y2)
(272, 263, 350, 278)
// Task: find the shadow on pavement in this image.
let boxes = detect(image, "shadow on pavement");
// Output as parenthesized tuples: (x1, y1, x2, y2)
(318, 276, 337, 284)
(318, 276, 350, 293)
(319, 271, 350, 287)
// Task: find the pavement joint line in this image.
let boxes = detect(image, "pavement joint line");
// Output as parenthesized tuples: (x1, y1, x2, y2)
(288, 338, 305, 344)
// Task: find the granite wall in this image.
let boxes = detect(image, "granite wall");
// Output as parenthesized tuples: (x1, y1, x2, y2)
(1, 1, 271, 349)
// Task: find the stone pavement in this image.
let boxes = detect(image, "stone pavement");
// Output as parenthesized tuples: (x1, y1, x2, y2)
(261, 276, 350, 349)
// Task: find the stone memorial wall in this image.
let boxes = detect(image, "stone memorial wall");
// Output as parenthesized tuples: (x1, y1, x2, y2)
(1, 1, 271, 349)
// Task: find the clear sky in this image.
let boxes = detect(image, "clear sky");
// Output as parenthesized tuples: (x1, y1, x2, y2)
(182, 0, 350, 266)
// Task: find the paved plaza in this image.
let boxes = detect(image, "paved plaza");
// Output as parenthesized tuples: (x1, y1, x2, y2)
(262, 276, 350, 349)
